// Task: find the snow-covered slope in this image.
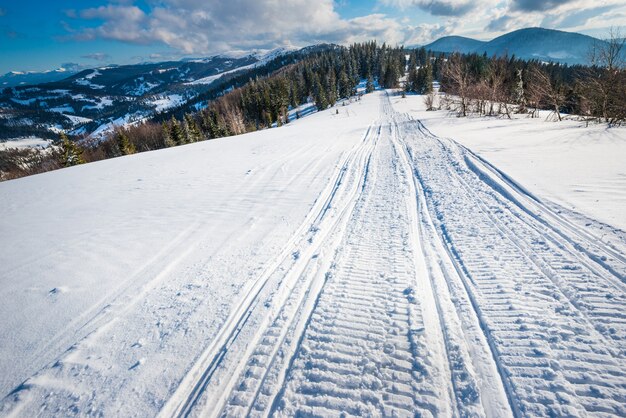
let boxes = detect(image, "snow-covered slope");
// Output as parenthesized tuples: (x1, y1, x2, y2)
(0, 95, 375, 412)
(391, 94, 626, 232)
(1, 91, 625, 417)
(0, 65, 84, 88)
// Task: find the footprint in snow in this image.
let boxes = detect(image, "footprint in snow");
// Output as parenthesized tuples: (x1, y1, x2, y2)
(129, 358, 145, 370)
(48, 287, 68, 298)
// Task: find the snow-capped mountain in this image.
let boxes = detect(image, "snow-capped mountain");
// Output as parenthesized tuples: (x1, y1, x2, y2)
(0, 46, 331, 140)
(424, 27, 609, 65)
(0, 64, 88, 88)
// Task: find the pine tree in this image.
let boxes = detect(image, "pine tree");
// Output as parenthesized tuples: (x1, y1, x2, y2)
(162, 122, 175, 147)
(407, 60, 419, 93)
(423, 63, 434, 94)
(184, 114, 202, 142)
(326, 69, 337, 107)
(116, 130, 136, 155)
(313, 75, 328, 110)
(169, 117, 185, 145)
(58, 132, 85, 167)
(338, 70, 352, 99)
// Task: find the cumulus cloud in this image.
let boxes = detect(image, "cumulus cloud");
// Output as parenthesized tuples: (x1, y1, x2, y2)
(67, 0, 449, 55)
(62, 0, 626, 56)
(64, 0, 491, 56)
(381, 0, 481, 16)
(511, 0, 576, 12)
(483, 0, 626, 36)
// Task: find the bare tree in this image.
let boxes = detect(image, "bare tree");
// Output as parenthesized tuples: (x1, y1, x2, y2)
(424, 92, 437, 111)
(589, 27, 625, 71)
(527, 66, 565, 121)
(583, 27, 626, 125)
(486, 58, 512, 118)
(443, 53, 472, 117)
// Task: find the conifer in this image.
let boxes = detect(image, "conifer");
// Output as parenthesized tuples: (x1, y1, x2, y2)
(116, 130, 136, 155)
(58, 132, 85, 167)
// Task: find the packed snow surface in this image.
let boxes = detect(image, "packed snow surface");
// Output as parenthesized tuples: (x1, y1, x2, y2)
(1, 91, 625, 417)
(392, 95, 626, 231)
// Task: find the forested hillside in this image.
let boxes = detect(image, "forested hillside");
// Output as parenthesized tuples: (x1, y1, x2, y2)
(2, 36, 624, 182)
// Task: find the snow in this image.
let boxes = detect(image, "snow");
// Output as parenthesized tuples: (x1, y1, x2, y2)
(150, 94, 185, 112)
(131, 81, 160, 96)
(0, 95, 377, 415)
(90, 112, 148, 138)
(49, 105, 75, 113)
(84, 70, 101, 80)
(74, 73, 105, 90)
(0, 137, 52, 150)
(390, 93, 626, 231)
(189, 48, 295, 86)
(1, 91, 625, 417)
(63, 114, 92, 125)
(48, 106, 92, 125)
(81, 97, 114, 111)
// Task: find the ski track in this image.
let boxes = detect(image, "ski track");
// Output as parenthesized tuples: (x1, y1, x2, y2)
(3, 92, 626, 417)
(396, 97, 626, 415)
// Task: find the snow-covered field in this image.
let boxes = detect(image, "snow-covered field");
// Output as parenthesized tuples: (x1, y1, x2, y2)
(1, 91, 625, 417)
(0, 137, 52, 150)
(392, 94, 626, 232)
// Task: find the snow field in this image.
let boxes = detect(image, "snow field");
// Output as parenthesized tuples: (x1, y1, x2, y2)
(0, 95, 378, 415)
(396, 101, 626, 415)
(390, 93, 626, 232)
(0, 91, 625, 417)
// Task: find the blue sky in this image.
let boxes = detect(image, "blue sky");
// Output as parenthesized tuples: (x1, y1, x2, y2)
(0, 0, 624, 73)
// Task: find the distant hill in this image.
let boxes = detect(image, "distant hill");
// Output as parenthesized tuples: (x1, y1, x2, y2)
(0, 64, 86, 88)
(0, 45, 336, 140)
(422, 36, 486, 54)
(424, 27, 606, 65)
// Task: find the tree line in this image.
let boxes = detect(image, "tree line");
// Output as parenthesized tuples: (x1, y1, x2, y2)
(2, 32, 624, 181)
(431, 29, 625, 124)
(1, 42, 406, 180)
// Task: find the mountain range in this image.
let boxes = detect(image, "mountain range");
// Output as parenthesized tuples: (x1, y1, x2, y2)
(0, 28, 613, 141)
(424, 27, 608, 65)
(0, 46, 329, 140)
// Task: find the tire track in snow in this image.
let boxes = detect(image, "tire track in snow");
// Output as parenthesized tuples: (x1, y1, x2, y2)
(396, 104, 626, 416)
(386, 96, 513, 417)
(159, 119, 381, 418)
(264, 99, 452, 417)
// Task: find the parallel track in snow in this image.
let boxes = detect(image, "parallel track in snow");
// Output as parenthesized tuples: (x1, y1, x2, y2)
(166, 92, 626, 417)
(159, 116, 381, 418)
(5, 92, 625, 418)
(398, 100, 626, 416)
(162, 95, 626, 417)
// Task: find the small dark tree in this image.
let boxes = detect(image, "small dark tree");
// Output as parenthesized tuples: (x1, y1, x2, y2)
(58, 132, 85, 167)
(116, 130, 136, 155)
(162, 122, 175, 147)
(169, 117, 185, 145)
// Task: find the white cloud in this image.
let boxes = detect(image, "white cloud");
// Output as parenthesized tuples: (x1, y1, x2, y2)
(65, 0, 626, 56)
(68, 0, 459, 54)
(381, 0, 483, 16)
(484, 0, 626, 34)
